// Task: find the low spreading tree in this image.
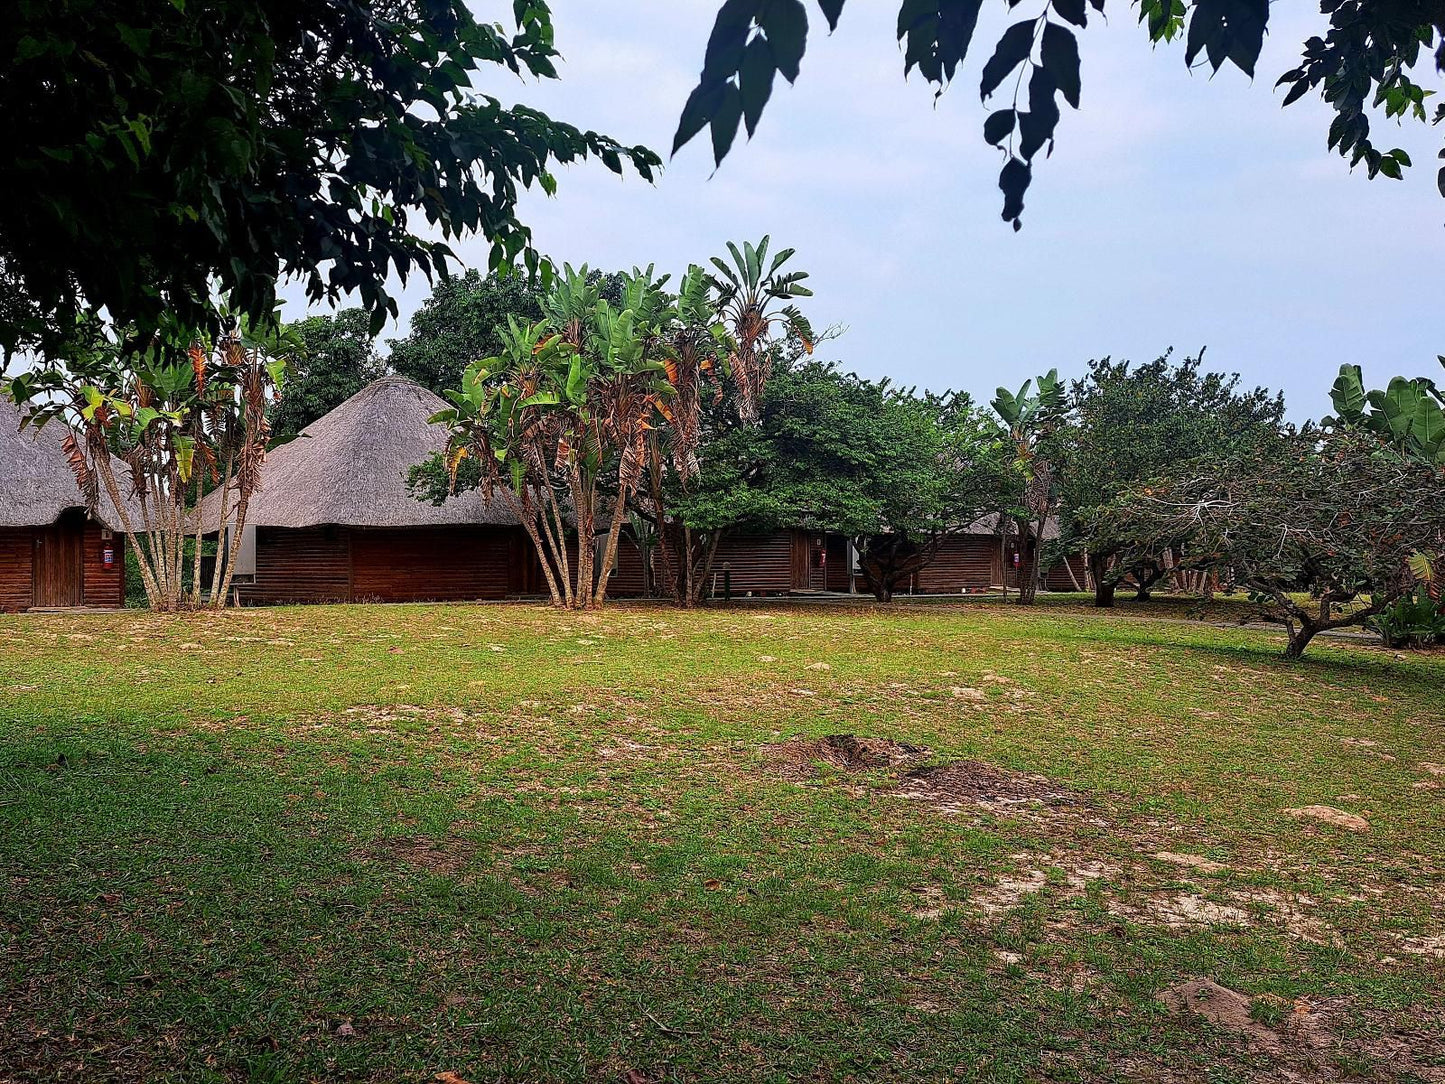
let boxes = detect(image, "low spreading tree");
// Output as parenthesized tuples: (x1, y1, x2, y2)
(1054, 352, 1284, 606)
(1091, 364, 1445, 658)
(676, 361, 1006, 601)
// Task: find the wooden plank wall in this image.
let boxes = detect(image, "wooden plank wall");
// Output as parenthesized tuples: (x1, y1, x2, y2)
(824, 535, 851, 592)
(711, 531, 797, 596)
(915, 535, 999, 593)
(237, 527, 351, 604)
(351, 527, 519, 602)
(607, 535, 647, 598)
(80, 522, 126, 608)
(234, 525, 536, 605)
(0, 528, 33, 612)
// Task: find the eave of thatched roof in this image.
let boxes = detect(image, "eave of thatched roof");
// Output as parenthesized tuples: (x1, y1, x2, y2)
(0, 398, 139, 531)
(200, 376, 521, 532)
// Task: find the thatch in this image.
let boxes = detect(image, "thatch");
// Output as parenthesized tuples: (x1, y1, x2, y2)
(201, 376, 521, 531)
(961, 512, 1062, 541)
(0, 398, 139, 531)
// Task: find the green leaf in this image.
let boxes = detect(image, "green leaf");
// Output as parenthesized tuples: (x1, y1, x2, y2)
(980, 21, 1036, 102)
(1039, 23, 1080, 109)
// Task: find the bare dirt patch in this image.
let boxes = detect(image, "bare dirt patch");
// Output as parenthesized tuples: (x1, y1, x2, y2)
(1159, 979, 1331, 1055)
(1282, 805, 1371, 831)
(895, 761, 1086, 817)
(363, 836, 475, 875)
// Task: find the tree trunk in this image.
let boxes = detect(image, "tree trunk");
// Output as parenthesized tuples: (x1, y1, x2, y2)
(1088, 553, 1115, 607)
(1283, 621, 1318, 659)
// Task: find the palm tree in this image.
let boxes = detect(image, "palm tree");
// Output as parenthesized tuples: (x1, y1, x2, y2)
(708, 236, 814, 423)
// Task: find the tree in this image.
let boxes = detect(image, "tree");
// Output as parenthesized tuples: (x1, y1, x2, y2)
(708, 238, 814, 422)
(387, 271, 544, 396)
(423, 268, 675, 610)
(678, 1, 1443, 228)
(991, 370, 1066, 604)
(0, 1, 658, 357)
(270, 309, 385, 444)
(1091, 426, 1445, 657)
(7, 317, 289, 610)
(676, 361, 1006, 601)
(1054, 352, 1284, 606)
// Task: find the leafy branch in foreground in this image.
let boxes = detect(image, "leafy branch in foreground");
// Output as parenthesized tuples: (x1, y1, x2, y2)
(676, 0, 1443, 227)
(0, 0, 659, 357)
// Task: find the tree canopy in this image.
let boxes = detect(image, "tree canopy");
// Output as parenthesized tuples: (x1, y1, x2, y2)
(0, 0, 658, 357)
(678, 1, 1443, 228)
(271, 309, 386, 444)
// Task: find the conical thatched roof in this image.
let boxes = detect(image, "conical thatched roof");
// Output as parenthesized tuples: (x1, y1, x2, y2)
(0, 398, 139, 530)
(202, 376, 520, 531)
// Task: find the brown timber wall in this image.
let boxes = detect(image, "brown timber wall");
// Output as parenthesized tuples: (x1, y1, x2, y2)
(80, 522, 126, 608)
(824, 535, 850, 592)
(711, 531, 798, 596)
(234, 525, 534, 605)
(238, 527, 351, 604)
(1043, 553, 1087, 591)
(607, 535, 647, 598)
(0, 528, 32, 612)
(914, 535, 999, 594)
(351, 526, 520, 602)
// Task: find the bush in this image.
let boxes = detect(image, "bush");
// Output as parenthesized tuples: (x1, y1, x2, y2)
(1368, 592, 1445, 649)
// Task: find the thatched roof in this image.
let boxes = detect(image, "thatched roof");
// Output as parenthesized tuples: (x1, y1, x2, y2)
(962, 513, 1062, 541)
(0, 398, 139, 531)
(202, 376, 521, 531)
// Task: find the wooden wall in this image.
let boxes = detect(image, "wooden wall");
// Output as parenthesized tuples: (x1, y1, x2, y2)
(0, 528, 32, 612)
(0, 521, 126, 611)
(607, 535, 647, 598)
(914, 535, 999, 594)
(80, 522, 126, 608)
(233, 525, 535, 605)
(711, 531, 800, 596)
(352, 526, 521, 602)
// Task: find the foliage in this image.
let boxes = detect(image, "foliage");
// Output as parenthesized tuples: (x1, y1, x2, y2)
(1368, 590, 1445, 648)
(707, 237, 814, 423)
(990, 369, 1066, 604)
(271, 309, 386, 444)
(423, 267, 677, 610)
(387, 271, 544, 396)
(1327, 359, 1445, 465)
(1055, 352, 1285, 605)
(6, 316, 291, 610)
(1090, 427, 1445, 657)
(678, 0, 1444, 227)
(676, 360, 1008, 601)
(0, 0, 659, 357)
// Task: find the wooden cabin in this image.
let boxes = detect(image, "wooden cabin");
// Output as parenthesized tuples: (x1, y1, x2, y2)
(201, 377, 540, 605)
(0, 400, 131, 611)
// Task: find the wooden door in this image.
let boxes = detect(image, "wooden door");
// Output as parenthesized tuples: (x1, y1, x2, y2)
(33, 511, 84, 607)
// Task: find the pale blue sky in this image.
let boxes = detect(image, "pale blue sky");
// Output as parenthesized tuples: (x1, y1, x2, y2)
(284, 2, 1443, 419)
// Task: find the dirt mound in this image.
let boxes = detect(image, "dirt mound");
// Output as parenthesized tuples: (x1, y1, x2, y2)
(767, 734, 930, 775)
(1159, 979, 1331, 1054)
(895, 761, 1082, 814)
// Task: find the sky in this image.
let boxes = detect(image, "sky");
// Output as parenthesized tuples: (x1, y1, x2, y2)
(281, 2, 1443, 420)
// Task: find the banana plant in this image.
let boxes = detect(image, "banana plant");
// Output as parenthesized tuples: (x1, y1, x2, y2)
(1328, 361, 1445, 465)
(990, 369, 1067, 604)
(708, 236, 814, 422)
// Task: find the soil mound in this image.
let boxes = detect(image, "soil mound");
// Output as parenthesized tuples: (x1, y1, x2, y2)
(896, 761, 1081, 813)
(767, 734, 930, 775)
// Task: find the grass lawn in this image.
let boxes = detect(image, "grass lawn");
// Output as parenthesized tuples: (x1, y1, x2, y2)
(1, 600, 1442, 1082)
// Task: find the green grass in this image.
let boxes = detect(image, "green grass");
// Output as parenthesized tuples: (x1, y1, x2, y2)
(1, 601, 1442, 1082)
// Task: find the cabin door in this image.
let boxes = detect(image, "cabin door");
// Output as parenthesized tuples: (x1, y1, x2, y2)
(32, 510, 85, 607)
